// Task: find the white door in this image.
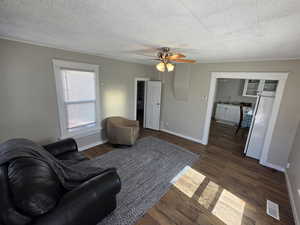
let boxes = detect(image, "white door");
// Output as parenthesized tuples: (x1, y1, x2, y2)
(145, 81, 162, 130)
(244, 94, 274, 159)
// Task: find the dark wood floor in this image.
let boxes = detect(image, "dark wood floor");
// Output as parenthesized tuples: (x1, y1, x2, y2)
(84, 124, 295, 225)
(209, 120, 249, 156)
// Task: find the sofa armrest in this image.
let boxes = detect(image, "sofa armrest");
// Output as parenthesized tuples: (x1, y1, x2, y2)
(32, 168, 121, 225)
(0, 165, 32, 225)
(43, 138, 78, 157)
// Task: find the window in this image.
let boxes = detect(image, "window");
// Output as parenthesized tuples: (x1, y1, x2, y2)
(53, 60, 100, 138)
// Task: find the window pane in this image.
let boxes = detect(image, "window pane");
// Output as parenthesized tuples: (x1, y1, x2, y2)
(66, 102, 96, 129)
(62, 70, 96, 101)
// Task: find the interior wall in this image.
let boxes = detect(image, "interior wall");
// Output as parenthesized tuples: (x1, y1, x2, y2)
(286, 121, 300, 224)
(159, 60, 300, 169)
(0, 39, 155, 147)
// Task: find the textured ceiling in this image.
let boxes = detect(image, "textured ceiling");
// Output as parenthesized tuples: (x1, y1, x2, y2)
(1, 0, 300, 64)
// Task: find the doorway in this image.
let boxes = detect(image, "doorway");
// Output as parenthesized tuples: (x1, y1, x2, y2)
(203, 72, 288, 169)
(134, 78, 149, 128)
(210, 78, 258, 157)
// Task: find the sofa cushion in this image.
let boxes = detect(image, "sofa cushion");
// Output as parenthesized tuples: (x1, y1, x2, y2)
(57, 151, 88, 165)
(8, 158, 64, 217)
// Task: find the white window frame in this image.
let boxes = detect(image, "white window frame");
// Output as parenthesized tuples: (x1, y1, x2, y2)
(52, 59, 101, 139)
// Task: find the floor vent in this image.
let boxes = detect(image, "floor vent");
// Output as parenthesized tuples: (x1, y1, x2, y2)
(266, 200, 280, 220)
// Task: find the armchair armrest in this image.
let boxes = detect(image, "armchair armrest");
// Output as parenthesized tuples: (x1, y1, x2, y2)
(43, 138, 78, 157)
(32, 168, 121, 225)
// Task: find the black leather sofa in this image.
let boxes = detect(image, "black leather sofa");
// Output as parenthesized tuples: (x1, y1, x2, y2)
(0, 138, 121, 225)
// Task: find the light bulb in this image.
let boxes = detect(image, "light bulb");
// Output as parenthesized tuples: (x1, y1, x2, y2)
(156, 62, 165, 72)
(166, 63, 174, 72)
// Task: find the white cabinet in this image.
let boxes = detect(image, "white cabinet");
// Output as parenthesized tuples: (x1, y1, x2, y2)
(227, 106, 240, 123)
(263, 80, 278, 92)
(243, 79, 278, 97)
(243, 79, 264, 97)
(215, 104, 226, 120)
(215, 103, 240, 125)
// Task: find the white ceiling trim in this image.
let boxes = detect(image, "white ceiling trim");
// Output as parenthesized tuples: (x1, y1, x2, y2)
(0, 35, 150, 65)
(2, 35, 300, 65)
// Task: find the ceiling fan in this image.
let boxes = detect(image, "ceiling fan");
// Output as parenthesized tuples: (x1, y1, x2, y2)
(154, 47, 196, 72)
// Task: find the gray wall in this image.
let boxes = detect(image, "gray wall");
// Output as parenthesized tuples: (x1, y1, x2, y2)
(286, 121, 300, 224)
(0, 39, 155, 146)
(159, 60, 300, 168)
(215, 79, 257, 106)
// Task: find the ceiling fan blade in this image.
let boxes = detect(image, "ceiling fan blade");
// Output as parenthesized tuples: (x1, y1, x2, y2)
(171, 59, 196, 63)
(167, 53, 186, 60)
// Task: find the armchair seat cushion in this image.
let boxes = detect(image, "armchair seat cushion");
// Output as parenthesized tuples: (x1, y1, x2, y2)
(8, 158, 64, 217)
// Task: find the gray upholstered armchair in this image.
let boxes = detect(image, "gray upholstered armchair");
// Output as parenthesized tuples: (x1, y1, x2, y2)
(106, 117, 140, 146)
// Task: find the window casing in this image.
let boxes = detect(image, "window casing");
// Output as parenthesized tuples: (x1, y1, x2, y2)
(53, 60, 101, 138)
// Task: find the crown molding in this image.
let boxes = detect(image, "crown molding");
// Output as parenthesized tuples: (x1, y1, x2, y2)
(1, 35, 300, 65)
(0, 35, 151, 65)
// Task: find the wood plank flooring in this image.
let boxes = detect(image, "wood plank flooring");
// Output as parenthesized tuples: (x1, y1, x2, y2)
(83, 124, 295, 225)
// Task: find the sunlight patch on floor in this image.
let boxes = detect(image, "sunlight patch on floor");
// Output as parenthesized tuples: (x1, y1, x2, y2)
(198, 181, 220, 209)
(212, 189, 245, 225)
(172, 167, 247, 225)
(173, 166, 206, 198)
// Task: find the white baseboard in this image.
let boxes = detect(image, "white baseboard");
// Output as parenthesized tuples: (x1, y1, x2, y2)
(78, 139, 107, 151)
(160, 128, 203, 144)
(260, 161, 285, 172)
(285, 171, 300, 225)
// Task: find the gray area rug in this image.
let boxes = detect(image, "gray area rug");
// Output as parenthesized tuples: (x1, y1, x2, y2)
(81, 136, 199, 225)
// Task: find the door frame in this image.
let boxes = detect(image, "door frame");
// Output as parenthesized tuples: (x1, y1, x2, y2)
(203, 72, 288, 168)
(134, 77, 150, 126)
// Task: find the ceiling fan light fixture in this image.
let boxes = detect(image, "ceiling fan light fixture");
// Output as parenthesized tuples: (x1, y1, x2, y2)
(156, 62, 165, 72)
(166, 63, 174, 72)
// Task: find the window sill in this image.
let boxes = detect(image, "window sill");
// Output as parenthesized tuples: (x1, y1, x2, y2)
(60, 127, 102, 140)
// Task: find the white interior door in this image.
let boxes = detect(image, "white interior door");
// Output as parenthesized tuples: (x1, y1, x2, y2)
(145, 81, 162, 130)
(245, 94, 274, 159)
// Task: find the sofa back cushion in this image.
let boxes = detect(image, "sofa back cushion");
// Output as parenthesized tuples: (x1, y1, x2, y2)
(8, 158, 64, 217)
